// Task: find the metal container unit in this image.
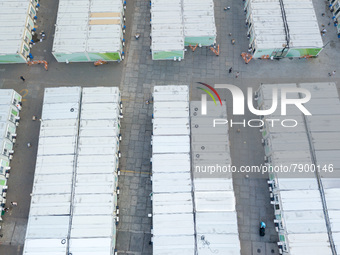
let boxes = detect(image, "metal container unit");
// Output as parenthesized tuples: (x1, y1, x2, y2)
(23, 87, 122, 255)
(151, 86, 241, 254)
(256, 83, 335, 255)
(190, 101, 241, 255)
(183, 0, 216, 46)
(329, 0, 340, 37)
(150, 0, 217, 60)
(151, 85, 196, 255)
(24, 87, 81, 255)
(300, 83, 340, 254)
(0, 89, 23, 110)
(0, 0, 39, 63)
(52, 0, 126, 63)
(0, 154, 10, 182)
(69, 87, 122, 255)
(0, 89, 22, 219)
(244, 0, 323, 58)
(150, 0, 185, 60)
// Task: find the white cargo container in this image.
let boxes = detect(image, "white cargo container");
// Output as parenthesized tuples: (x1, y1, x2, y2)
(299, 83, 340, 253)
(152, 136, 190, 154)
(0, 0, 39, 63)
(0, 154, 8, 200)
(151, 153, 191, 173)
(24, 87, 81, 255)
(0, 155, 10, 177)
(300, 83, 340, 174)
(191, 101, 241, 255)
(72, 193, 117, 216)
(153, 101, 190, 118)
(0, 136, 13, 159)
(69, 87, 121, 254)
(152, 192, 194, 214)
(0, 89, 22, 109)
(263, 133, 311, 157)
(282, 233, 332, 255)
(69, 238, 116, 254)
(151, 85, 195, 255)
(26, 215, 70, 239)
(152, 85, 189, 102)
(76, 155, 119, 175)
(24, 87, 121, 255)
(153, 213, 195, 236)
(23, 239, 69, 255)
(151, 0, 185, 60)
(153, 235, 196, 255)
(151, 0, 216, 60)
(245, 0, 323, 58)
(0, 105, 20, 126)
(152, 172, 192, 193)
(183, 0, 216, 46)
(0, 89, 22, 215)
(152, 214, 195, 255)
(52, 0, 125, 62)
(35, 154, 77, 176)
(39, 119, 79, 137)
(151, 86, 241, 254)
(257, 83, 335, 255)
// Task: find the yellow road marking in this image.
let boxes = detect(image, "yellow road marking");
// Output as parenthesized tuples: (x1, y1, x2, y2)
(19, 89, 28, 102)
(121, 98, 149, 103)
(120, 169, 151, 175)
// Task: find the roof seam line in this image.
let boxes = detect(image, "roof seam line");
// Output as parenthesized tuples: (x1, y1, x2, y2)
(297, 83, 337, 255)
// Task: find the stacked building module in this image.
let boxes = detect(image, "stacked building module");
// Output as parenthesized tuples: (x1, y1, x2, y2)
(0, 90, 22, 219)
(244, 0, 324, 58)
(191, 100, 241, 255)
(256, 83, 336, 255)
(150, 0, 216, 60)
(183, 0, 216, 47)
(301, 83, 340, 254)
(52, 0, 126, 62)
(151, 86, 196, 254)
(150, 0, 185, 60)
(23, 87, 82, 254)
(0, 0, 39, 63)
(23, 87, 122, 255)
(151, 85, 241, 255)
(69, 87, 122, 254)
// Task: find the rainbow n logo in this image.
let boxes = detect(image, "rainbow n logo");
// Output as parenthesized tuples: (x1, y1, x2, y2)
(197, 82, 222, 115)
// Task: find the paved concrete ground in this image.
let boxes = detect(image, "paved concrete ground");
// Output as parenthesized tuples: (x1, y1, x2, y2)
(0, 0, 340, 254)
(115, 0, 340, 255)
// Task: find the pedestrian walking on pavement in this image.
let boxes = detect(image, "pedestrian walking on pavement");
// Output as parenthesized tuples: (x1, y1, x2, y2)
(229, 67, 233, 73)
(20, 76, 25, 82)
(11, 201, 17, 206)
(328, 70, 336, 76)
(235, 72, 240, 78)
